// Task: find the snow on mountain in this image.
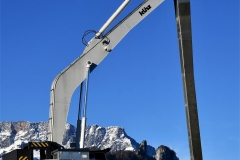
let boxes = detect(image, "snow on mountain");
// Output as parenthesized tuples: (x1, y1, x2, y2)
(0, 121, 156, 158)
(0, 121, 48, 157)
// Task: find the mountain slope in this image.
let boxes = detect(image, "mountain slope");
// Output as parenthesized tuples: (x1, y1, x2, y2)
(0, 121, 156, 158)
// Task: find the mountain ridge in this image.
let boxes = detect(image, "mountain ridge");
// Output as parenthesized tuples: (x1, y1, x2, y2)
(0, 121, 156, 157)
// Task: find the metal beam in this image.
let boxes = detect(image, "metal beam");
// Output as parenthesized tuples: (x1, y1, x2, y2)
(173, 0, 203, 159)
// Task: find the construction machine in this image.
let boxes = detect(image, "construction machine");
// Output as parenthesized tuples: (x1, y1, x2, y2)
(3, 0, 172, 159)
(3, 0, 203, 159)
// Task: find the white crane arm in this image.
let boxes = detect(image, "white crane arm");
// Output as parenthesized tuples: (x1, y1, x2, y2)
(48, 0, 164, 144)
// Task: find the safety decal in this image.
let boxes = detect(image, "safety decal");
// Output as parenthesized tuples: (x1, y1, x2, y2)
(18, 156, 28, 160)
(30, 142, 49, 148)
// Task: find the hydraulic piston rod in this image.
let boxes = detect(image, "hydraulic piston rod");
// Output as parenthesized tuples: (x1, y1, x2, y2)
(95, 0, 131, 37)
(75, 82, 84, 149)
(80, 61, 92, 148)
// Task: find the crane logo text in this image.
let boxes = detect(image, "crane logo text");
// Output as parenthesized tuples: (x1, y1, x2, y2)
(139, 5, 152, 16)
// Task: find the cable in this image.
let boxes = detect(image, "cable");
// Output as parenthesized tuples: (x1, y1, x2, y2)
(82, 30, 97, 46)
(82, 30, 111, 47)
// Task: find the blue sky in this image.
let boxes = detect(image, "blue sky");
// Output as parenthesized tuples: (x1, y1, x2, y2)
(1, 0, 239, 160)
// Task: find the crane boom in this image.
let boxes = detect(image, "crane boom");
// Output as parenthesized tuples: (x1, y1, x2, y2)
(48, 0, 164, 144)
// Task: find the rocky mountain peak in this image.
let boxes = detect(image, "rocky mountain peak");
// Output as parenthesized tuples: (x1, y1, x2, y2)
(0, 121, 156, 158)
(137, 140, 148, 159)
(155, 145, 179, 160)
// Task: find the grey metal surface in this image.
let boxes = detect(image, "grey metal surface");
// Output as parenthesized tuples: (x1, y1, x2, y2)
(173, 0, 203, 159)
(48, 0, 164, 144)
(53, 150, 89, 160)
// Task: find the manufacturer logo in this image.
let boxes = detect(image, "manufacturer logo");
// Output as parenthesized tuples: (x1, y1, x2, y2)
(139, 5, 152, 16)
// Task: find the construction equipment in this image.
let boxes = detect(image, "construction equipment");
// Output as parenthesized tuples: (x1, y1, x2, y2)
(48, 0, 165, 147)
(3, 0, 203, 159)
(3, 0, 167, 159)
(2, 141, 109, 160)
(2, 141, 63, 160)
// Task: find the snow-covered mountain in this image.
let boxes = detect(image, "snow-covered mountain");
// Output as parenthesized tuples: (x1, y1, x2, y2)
(0, 121, 156, 158)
